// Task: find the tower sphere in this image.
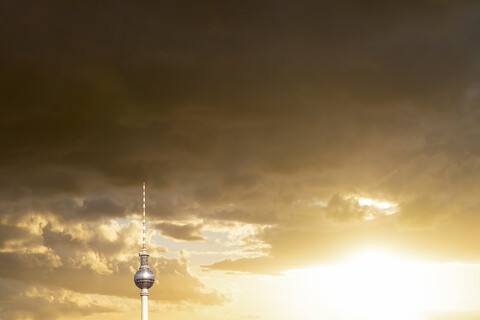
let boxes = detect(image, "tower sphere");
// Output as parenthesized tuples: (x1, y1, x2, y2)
(134, 267, 155, 289)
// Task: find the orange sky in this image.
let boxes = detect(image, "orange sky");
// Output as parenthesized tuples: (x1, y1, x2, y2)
(2, 1, 480, 319)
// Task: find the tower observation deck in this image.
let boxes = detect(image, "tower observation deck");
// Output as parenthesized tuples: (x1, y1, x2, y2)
(134, 182, 155, 320)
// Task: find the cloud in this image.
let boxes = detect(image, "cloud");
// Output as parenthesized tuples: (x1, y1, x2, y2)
(156, 222, 205, 241)
(0, 219, 225, 305)
(0, 279, 123, 320)
(0, 224, 25, 246)
(397, 195, 451, 228)
(325, 194, 367, 221)
(203, 257, 282, 275)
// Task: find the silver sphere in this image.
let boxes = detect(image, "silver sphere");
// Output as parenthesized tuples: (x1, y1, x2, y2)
(134, 267, 155, 289)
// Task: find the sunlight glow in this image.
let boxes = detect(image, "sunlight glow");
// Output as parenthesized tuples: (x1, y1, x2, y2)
(357, 197, 394, 210)
(356, 196, 398, 219)
(283, 249, 431, 320)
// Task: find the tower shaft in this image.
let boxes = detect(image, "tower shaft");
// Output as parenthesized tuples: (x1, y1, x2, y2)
(141, 289, 148, 320)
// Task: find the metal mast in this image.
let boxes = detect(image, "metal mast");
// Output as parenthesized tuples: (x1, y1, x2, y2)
(142, 181, 147, 253)
(134, 181, 155, 320)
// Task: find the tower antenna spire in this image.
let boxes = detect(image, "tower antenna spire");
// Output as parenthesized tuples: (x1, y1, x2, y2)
(142, 181, 146, 252)
(134, 181, 155, 320)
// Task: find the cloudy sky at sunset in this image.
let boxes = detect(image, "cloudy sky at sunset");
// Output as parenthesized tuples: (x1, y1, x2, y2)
(2, 1, 480, 319)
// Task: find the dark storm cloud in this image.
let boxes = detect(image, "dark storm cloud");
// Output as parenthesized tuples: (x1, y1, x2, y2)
(1, 0, 479, 188)
(50, 196, 125, 220)
(0, 193, 131, 223)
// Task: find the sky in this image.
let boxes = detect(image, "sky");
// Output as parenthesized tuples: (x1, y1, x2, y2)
(1, 0, 480, 319)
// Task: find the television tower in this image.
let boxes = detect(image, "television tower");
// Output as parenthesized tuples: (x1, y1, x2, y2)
(134, 181, 155, 320)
